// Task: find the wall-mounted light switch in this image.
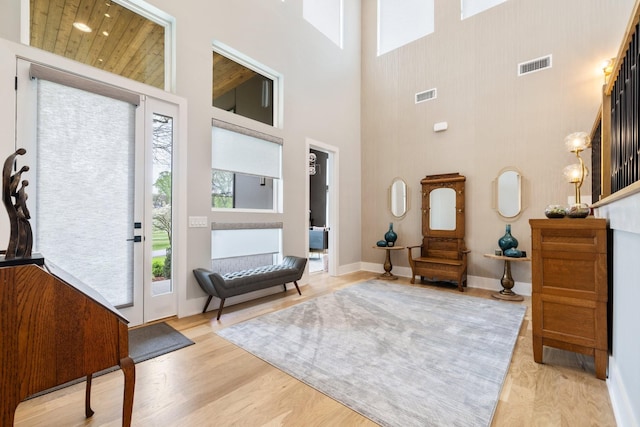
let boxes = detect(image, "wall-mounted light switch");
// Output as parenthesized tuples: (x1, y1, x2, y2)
(189, 216, 208, 228)
(434, 122, 448, 132)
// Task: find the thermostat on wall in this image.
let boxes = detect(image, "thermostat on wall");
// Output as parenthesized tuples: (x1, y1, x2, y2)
(434, 122, 448, 132)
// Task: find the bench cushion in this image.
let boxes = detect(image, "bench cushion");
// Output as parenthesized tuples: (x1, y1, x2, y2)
(194, 255, 307, 300)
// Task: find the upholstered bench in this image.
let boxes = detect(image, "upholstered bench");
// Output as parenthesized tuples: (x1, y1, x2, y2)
(193, 255, 307, 320)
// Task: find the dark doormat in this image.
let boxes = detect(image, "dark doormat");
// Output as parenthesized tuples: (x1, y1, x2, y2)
(129, 322, 194, 363)
(28, 322, 194, 399)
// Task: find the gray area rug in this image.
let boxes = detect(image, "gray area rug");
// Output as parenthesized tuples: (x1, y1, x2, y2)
(217, 280, 526, 427)
(29, 322, 193, 399)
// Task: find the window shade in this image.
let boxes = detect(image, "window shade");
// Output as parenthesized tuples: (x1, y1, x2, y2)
(35, 79, 136, 307)
(30, 63, 141, 105)
(211, 124, 282, 179)
(211, 228, 282, 259)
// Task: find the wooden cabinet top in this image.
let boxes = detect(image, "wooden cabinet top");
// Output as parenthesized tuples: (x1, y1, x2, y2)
(530, 218, 608, 253)
(529, 218, 607, 230)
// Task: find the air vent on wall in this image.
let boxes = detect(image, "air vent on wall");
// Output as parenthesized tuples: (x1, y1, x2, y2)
(415, 88, 437, 104)
(518, 55, 552, 76)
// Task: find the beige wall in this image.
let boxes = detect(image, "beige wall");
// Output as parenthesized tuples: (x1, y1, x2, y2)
(0, 0, 362, 312)
(361, 0, 635, 287)
(0, 0, 635, 303)
(148, 0, 363, 300)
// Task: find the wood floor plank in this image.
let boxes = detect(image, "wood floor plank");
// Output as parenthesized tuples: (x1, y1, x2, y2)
(14, 271, 615, 426)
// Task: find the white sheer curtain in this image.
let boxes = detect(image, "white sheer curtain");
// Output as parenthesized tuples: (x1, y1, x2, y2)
(35, 79, 136, 307)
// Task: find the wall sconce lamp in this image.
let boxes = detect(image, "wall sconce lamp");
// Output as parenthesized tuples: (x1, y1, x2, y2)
(562, 131, 590, 206)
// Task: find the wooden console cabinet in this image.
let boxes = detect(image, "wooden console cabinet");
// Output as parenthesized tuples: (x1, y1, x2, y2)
(529, 218, 609, 379)
(0, 261, 135, 425)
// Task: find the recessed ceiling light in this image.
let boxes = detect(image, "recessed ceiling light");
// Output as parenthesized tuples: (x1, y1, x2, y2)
(105, 13, 111, 18)
(72, 22, 92, 32)
(102, 31, 109, 36)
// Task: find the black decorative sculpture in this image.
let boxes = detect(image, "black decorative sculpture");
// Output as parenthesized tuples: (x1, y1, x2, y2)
(2, 148, 33, 259)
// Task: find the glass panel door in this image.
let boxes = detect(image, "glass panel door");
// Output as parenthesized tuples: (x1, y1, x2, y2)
(34, 79, 142, 308)
(16, 61, 179, 325)
(16, 59, 144, 325)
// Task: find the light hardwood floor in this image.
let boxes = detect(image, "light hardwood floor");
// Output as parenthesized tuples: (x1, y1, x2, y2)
(14, 271, 616, 426)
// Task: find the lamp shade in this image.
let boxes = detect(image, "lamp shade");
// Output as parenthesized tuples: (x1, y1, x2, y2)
(564, 132, 591, 152)
(563, 163, 588, 183)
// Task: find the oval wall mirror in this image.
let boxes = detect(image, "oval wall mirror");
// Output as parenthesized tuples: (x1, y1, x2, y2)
(496, 168, 522, 218)
(429, 187, 456, 230)
(389, 177, 408, 218)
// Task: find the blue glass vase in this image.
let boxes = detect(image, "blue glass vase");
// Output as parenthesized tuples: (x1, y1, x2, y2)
(498, 224, 518, 252)
(384, 223, 398, 247)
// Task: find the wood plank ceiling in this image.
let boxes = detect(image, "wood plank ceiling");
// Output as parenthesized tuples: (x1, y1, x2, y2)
(30, 0, 256, 97)
(30, 0, 165, 89)
(212, 51, 258, 99)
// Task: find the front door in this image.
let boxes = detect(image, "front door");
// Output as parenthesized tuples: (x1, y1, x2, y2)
(16, 59, 178, 325)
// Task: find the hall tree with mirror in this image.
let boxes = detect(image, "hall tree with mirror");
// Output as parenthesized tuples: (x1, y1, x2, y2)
(407, 173, 469, 291)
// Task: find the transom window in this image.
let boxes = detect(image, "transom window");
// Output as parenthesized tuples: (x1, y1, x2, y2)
(303, 0, 344, 48)
(29, 0, 174, 90)
(212, 43, 280, 127)
(377, 0, 434, 56)
(461, 0, 508, 20)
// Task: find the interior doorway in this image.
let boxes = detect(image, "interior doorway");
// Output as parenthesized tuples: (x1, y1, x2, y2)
(307, 139, 338, 276)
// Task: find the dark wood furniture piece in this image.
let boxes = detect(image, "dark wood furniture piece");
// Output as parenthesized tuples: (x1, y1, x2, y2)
(483, 253, 529, 301)
(0, 261, 135, 425)
(529, 218, 609, 380)
(374, 245, 404, 280)
(407, 173, 469, 291)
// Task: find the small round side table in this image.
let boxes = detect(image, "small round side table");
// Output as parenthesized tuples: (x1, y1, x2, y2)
(483, 253, 530, 301)
(374, 245, 405, 280)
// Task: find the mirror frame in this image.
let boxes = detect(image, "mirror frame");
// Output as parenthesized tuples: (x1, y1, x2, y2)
(389, 177, 409, 219)
(422, 173, 465, 239)
(493, 167, 523, 219)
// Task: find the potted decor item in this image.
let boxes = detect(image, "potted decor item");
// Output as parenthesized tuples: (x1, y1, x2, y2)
(384, 223, 398, 247)
(498, 224, 518, 252)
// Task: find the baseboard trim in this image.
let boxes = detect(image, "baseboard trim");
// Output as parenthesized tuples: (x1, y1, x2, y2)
(360, 262, 532, 296)
(608, 356, 639, 427)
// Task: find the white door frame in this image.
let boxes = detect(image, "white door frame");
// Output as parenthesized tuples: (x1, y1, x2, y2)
(8, 42, 187, 327)
(306, 138, 339, 276)
(144, 97, 179, 322)
(15, 57, 146, 325)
